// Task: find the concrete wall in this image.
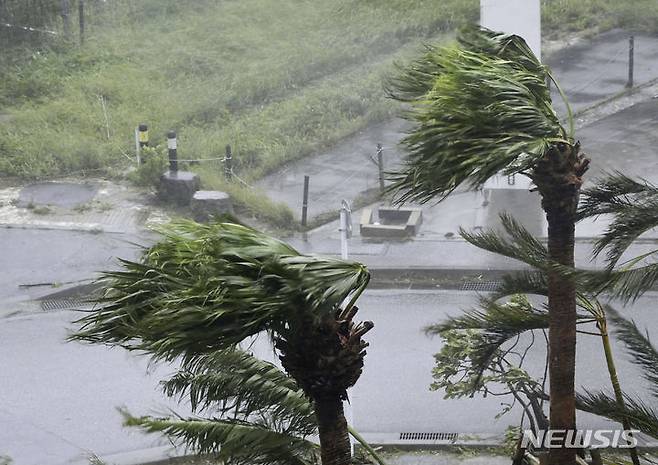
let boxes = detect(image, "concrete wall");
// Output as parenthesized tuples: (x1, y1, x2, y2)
(480, 0, 541, 61)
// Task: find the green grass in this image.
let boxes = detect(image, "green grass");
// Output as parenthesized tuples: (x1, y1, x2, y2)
(542, 0, 658, 38)
(1, 0, 656, 225)
(0, 0, 479, 224)
(0, 0, 477, 180)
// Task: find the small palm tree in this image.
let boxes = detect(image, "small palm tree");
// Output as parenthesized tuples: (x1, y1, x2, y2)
(577, 308, 658, 443)
(442, 214, 642, 464)
(388, 26, 589, 465)
(70, 220, 373, 465)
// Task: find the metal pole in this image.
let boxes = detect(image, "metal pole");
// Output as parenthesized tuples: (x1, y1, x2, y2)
(225, 145, 233, 180)
(167, 131, 178, 173)
(134, 127, 140, 164)
(78, 0, 84, 45)
(339, 199, 351, 260)
(61, 0, 71, 38)
(627, 35, 635, 88)
(301, 175, 309, 227)
(340, 207, 348, 260)
(377, 143, 385, 193)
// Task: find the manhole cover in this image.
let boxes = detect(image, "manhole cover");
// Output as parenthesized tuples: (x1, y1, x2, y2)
(18, 182, 98, 208)
(461, 281, 501, 292)
(399, 432, 458, 441)
(40, 298, 91, 311)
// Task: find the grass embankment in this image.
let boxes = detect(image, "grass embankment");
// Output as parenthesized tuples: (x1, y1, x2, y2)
(0, 0, 478, 227)
(2, 0, 658, 227)
(542, 0, 658, 38)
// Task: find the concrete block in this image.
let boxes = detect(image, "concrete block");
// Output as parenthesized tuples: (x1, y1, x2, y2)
(158, 171, 200, 206)
(360, 206, 423, 238)
(191, 190, 234, 222)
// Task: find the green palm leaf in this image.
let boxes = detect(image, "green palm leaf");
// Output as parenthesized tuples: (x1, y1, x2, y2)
(460, 213, 548, 268)
(387, 26, 567, 203)
(164, 349, 316, 436)
(579, 172, 658, 267)
(70, 221, 370, 360)
(122, 412, 318, 465)
(607, 307, 658, 397)
(493, 270, 549, 300)
(576, 391, 658, 439)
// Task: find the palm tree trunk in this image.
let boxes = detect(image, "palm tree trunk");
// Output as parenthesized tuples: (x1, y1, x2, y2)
(598, 314, 641, 465)
(546, 205, 578, 465)
(315, 397, 352, 465)
(534, 141, 589, 465)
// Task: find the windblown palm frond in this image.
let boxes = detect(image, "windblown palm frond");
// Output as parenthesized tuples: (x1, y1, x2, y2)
(70, 221, 370, 360)
(460, 213, 548, 268)
(122, 348, 319, 465)
(579, 172, 658, 267)
(387, 26, 567, 203)
(575, 309, 658, 440)
(164, 349, 316, 436)
(606, 307, 658, 397)
(578, 172, 654, 218)
(576, 391, 658, 439)
(123, 413, 318, 465)
(493, 270, 549, 300)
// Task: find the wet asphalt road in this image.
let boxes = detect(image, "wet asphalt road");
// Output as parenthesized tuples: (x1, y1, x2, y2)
(2, 290, 655, 465)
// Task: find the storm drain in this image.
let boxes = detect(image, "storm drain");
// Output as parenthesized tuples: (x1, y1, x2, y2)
(399, 432, 458, 442)
(461, 281, 501, 292)
(40, 298, 90, 311)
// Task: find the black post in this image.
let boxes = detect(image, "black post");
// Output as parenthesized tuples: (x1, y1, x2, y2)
(627, 35, 634, 88)
(377, 143, 385, 193)
(61, 0, 71, 38)
(225, 145, 233, 180)
(78, 0, 84, 45)
(167, 131, 178, 173)
(301, 175, 310, 227)
(138, 124, 149, 148)
(137, 124, 148, 164)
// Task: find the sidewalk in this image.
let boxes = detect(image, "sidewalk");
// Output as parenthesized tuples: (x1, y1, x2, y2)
(257, 29, 658, 223)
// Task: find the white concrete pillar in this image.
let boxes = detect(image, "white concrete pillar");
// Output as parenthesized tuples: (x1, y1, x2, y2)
(480, 0, 541, 61)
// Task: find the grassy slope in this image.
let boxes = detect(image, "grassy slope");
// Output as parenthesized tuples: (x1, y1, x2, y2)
(542, 0, 658, 38)
(0, 0, 476, 180)
(0, 0, 478, 226)
(1, 0, 657, 226)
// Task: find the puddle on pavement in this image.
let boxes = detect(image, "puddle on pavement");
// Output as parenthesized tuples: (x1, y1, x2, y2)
(17, 182, 98, 208)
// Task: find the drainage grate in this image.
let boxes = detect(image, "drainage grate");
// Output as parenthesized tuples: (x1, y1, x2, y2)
(461, 281, 501, 292)
(399, 432, 458, 442)
(40, 298, 90, 311)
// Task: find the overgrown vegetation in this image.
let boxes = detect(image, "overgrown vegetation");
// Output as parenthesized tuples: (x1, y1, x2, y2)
(542, 0, 658, 38)
(2, 0, 658, 226)
(0, 0, 478, 181)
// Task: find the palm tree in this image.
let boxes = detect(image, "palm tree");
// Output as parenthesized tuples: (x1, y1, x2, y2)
(387, 25, 589, 465)
(70, 220, 373, 465)
(441, 214, 641, 464)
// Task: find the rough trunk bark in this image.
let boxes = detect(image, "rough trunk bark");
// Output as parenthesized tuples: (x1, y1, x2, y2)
(534, 141, 589, 465)
(315, 397, 352, 465)
(546, 204, 578, 465)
